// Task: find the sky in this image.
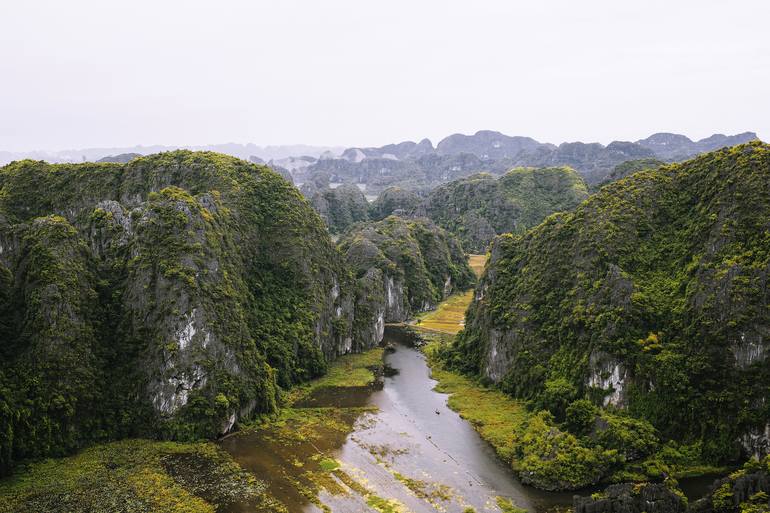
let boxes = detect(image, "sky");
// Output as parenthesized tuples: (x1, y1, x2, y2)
(1, 0, 768, 152)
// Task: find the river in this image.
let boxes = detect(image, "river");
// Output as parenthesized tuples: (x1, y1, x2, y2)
(222, 326, 582, 513)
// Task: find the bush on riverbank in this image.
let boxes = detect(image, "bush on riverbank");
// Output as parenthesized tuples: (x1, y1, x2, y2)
(426, 339, 618, 490)
(426, 336, 726, 491)
(0, 440, 272, 513)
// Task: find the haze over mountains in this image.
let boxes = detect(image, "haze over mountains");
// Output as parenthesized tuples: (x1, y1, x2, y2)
(0, 143, 342, 167)
(300, 130, 758, 188)
(2, 131, 756, 188)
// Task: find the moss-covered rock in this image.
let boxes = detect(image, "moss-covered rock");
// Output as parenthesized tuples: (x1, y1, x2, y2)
(306, 183, 370, 233)
(339, 216, 475, 324)
(451, 142, 770, 466)
(596, 158, 666, 190)
(574, 482, 687, 513)
(692, 458, 770, 513)
(0, 151, 382, 474)
(420, 167, 589, 252)
(369, 187, 421, 221)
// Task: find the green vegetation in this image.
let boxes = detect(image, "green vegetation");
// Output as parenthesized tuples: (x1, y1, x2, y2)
(0, 151, 381, 475)
(426, 340, 530, 462)
(414, 254, 487, 334)
(339, 216, 475, 318)
(593, 157, 665, 191)
(229, 346, 396, 512)
(512, 410, 620, 490)
(0, 345, 385, 512)
(309, 183, 370, 233)
(369, 186, 421, 220)
(422, 167, 589, 252)
(415, 290, 475, 334)
(0, 439, 272, 513)
(366, 494, 405, 513)
(318, 458, 340, 472)
(496, 496, 527, 513)
(391, 471, 451, 503)
(445, 142, 770, 486)
(428, 338, 619, 490)
(285, 348, 384, 405)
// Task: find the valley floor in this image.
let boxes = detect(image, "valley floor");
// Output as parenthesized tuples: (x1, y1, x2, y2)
(0, 254, 732, 513)
(0, 439, 276, 513)
(412, 254, 487, 335)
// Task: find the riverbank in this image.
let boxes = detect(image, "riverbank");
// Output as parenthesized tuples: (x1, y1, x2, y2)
(0, 252, 731, 512)
(0, 439, 275, 513)
(409, 254, 537, 469)
(220, 334, 558, 513)
(409, 253, 731, 498)
(0, 349, 387, 513)
(412, 254, 486, 335)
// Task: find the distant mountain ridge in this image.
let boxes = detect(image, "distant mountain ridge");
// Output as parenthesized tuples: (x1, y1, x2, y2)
(289, 130, 758, 191)
(3, 131, 758, 189)
(636, 131, 759, 160)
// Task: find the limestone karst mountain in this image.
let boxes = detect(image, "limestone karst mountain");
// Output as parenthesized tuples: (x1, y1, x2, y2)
(449, 143, 770, 474)
(339, 216, 475, 324)
(418, 166, 589, 252)
(0, 151, 382, 474)
(290, 130, 757, 192)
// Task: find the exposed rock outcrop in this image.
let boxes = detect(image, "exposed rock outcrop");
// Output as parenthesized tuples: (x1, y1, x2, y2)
(453, 142, 770, 461)
(574, 483, 687, 513)
(292, 131, 756, 192)
(369, 186, 421, 221)
(339, 216, 475, 323)
(0, 151, 382, 474)
(637, 132, 758, 161)
(419, 167, 589, 252)
(305, 183, 370, 233)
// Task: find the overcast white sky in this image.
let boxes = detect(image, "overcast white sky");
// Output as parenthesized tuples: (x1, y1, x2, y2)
(1, 0, 768, 151)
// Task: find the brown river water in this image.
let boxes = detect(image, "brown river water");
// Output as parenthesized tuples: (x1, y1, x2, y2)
(220, 327, 715, 513)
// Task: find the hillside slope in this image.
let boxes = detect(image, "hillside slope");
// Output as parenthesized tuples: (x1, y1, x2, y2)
(0, 151, 380, 474)
(307, 183, 370, 233)
(420, 167, 589, 252)
(338, 216, 475, 330)
(452, 142, 770, 463)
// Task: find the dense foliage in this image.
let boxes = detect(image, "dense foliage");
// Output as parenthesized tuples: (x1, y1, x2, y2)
(0, 151, 378, 475)
(450, 142, 770, 472)
(421, 167, 589, 252)
(0, 440, 273, 513)
(369, 186, 421, 221)
(592, 158, 665, 191)
(339, 216, 475, 319)
(307, 183, 370, 233)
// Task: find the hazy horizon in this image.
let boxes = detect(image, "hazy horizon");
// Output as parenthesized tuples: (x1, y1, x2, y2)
(2, 0, 769, 152)
(0, 129, 763, 156)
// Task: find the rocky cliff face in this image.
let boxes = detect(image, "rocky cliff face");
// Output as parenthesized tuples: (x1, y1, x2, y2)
(593, 158, 665, 191)
(420, 167, 589, 252)
(453, 142, 770, 462)
(304, 183, 370, 233)
(0, 151, 382, 474)
(574, 482, 687, 513)
(576, 457, 770, 513)
(339, 216, 475, 324)
(341, 138, 434, 162)
(369, 186, 421, 220)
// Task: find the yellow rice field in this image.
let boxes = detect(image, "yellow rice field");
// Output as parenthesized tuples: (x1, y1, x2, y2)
(413, 254, 487, 335)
